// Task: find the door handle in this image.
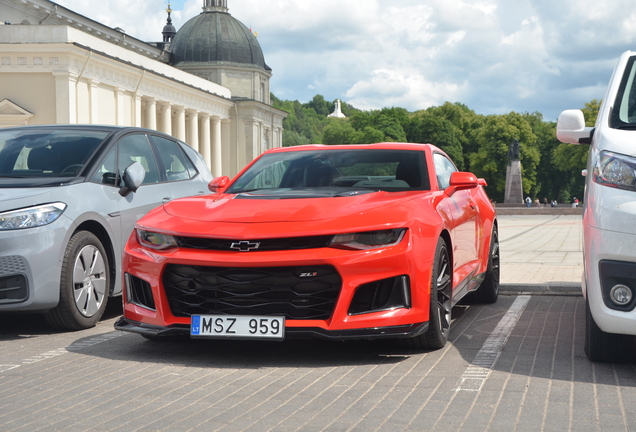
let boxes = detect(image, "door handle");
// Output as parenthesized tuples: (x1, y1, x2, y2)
(162, 197, 172, 203)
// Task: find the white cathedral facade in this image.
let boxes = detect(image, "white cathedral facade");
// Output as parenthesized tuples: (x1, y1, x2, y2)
(0, 0, 286, 177)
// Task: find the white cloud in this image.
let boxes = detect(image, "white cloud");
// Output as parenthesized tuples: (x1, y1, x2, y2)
(52, 0, 636, 119)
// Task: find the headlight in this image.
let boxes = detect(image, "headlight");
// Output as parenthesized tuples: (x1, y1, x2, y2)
(329, 229, 406, 250)
(593, 151, 636, 190)
(0, 202, 67, 230)
(136, 229, 178, 250)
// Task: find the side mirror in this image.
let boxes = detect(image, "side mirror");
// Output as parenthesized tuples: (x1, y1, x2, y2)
(556, 109, 594, 144)
(118, 161, 145, 197)
(208, 176, 230, 193)
(444, 171, 479, 196)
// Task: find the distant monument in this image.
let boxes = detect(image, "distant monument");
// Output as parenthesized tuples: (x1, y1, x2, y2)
(504, 139, 524, 204)
(328, 99, 346, 118)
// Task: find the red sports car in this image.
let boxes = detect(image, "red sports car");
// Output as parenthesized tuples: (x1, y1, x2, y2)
(115, 143, 499, 349)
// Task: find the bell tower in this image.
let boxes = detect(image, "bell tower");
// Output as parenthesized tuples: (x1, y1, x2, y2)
(203, 0, 228, 13)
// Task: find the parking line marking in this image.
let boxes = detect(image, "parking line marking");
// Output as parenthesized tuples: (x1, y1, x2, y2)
(455, 295, 530, 391)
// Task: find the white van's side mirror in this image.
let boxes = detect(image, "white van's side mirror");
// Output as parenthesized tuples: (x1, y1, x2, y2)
(556, 109, 594, 144)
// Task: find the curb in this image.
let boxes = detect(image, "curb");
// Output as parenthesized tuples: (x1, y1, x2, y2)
(500, 283, 582, 296)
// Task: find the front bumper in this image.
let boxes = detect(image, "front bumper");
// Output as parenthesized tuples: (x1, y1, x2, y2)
(585, 224, 636, 335)
(120, 230, 435, 339)
(0, 218, 73, 312)
(115, 316, 429, 340)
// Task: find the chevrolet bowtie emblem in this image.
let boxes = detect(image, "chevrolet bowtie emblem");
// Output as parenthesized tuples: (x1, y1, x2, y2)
(230, 241, 261, 251)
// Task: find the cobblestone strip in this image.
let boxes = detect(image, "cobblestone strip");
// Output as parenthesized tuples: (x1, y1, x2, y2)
(455, 296, 530, 392)
(539, 297, 568, 431)
(508, 297, 555, 431)
(455, 297, 540, 431)
(402, 301, 495, 431)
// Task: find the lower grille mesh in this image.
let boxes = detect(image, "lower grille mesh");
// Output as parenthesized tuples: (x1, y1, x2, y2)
(163, 265, 342, 320)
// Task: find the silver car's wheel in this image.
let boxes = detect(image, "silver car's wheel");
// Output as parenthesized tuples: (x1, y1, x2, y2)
(45, 231, 110, 330)
(72, 244, 108, 317)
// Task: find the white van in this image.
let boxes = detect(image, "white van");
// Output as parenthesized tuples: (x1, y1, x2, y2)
(557, 50, 636, 362)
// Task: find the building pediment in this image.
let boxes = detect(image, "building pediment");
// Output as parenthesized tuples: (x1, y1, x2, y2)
(0, 99, 34, 127)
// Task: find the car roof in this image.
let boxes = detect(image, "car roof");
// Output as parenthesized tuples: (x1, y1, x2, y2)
(264, 142, 440, 154)
(0, 124, 150, 133)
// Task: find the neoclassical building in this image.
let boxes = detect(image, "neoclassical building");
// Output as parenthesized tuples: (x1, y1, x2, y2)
(0, 0, 286, 177)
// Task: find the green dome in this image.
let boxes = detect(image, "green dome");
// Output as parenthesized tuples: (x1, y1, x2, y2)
(170, 11, 270, 71)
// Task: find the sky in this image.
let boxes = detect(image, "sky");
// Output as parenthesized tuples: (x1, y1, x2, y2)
(53, 0, 636, 121)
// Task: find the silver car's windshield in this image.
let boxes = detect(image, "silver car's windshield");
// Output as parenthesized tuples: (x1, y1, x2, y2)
(0, 129, 108, 177)
(227, 149, 430, 194)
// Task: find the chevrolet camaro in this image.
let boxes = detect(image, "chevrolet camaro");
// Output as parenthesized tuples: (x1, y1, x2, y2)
(115, 143, 499, 349)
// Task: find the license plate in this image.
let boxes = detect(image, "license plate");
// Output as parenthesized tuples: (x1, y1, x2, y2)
(191, 315, 285, 340)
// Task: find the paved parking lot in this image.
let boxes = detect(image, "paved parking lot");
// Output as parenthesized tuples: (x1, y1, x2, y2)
(2, 215, 635, 432)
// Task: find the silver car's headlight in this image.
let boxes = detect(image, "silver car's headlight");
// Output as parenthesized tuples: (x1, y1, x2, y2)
(593, 151, 636, 191)
(0, 202, 67, 230)
(329, 229, 407, 250)
(136, 229, 178, 250)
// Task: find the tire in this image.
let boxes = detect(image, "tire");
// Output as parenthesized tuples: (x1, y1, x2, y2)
(44, 231, 110, 331)
(400, 237, 452, 350)
(467, 225, 500, 304)
(585, 298, 634, 362)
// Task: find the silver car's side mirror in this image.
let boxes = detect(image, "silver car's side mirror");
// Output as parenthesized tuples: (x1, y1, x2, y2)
(119, 161, 146, 197)
(556, 109, 595, 144)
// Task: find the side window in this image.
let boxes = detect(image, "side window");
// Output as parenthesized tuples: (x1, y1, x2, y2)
(117, 134, 160, 185)
(90, 146, 117, 185)
(433, 153, 457, 190)
(151, 136, 198, 181)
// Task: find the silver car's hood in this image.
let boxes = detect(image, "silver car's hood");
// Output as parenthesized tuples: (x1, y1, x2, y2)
(0, 188, 55, 212)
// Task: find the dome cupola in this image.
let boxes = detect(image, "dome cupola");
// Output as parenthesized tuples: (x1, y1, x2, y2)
(170, 0, 269, 71)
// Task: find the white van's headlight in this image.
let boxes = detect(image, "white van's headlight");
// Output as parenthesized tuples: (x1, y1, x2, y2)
(0, 202, 67, 230)
(593, 151, 636, 190)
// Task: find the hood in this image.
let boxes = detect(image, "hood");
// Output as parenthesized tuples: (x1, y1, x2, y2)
(162, 191, 420, 224)
(0, 188, 54, 212)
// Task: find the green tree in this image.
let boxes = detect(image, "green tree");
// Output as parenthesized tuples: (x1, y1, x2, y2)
(406, 112, 464, 170)
(322, 120, 361, 145)
(469, 113, 539, 202)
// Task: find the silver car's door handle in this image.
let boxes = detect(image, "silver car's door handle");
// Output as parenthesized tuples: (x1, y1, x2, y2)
(162, 197, 172, 203)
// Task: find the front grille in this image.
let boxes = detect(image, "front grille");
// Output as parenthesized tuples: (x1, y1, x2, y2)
(163, 265, 342, 319)
(0, 256, 28, 276)
(174, 235, 333, 251)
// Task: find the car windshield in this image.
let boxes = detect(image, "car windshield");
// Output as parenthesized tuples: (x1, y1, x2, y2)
(611, 56, 636, 129)
(227, 149, 429, 194)
(0, 129, 108, 177)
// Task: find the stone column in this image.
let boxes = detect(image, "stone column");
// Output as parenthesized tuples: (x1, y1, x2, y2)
(53, 71, 76, 124)
(212, 116, 222, 177)
(145, 97, 157, 131)
(115, 88, 125, 126)
(132, 94, 143, 127)
(174, 106, 186, 141)
(88, 79, 100, 124)
(504, 160, 524, 204)
(221, 119, 232, 177)
(199, 114, 211, 170)
(159, 102, 172, 135)
(186, 110, 199, 152)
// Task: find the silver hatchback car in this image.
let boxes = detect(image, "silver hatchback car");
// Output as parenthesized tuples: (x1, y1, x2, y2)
(0, 125, 213, 330)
